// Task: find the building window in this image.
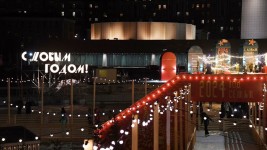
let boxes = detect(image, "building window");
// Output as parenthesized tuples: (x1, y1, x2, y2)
(163, 4, 167, 9)
(89, 4, 93, 8)
(62, 4, 64, 8)
(207, 4, 210, 8)
(177, 12, 180, 16)
(73, 3, 76, 8)
(89, 18, 92, 21)
(230, 26, 234, 31)
(230, 19, 234, 23)
(24, 10, 27, 13)
(72, 12, 75, 17)
(153, 12, 156, 16)
(158, 5, 161, 10)
(212, 19, 216, 23)
(202, 4, 205, 8)
(120, 13, 123, 17)
(95, 5, 98, 8)
(201, 20, 205, 24)
(103, 13, 107, 18)
(186, 12, 189, 16)
(143, 5, 146, 8)
(95, 18, 98, 21)
(196, 4, 199, 8)
(220, 26, 224, 31)
(61, 11, 64, 16)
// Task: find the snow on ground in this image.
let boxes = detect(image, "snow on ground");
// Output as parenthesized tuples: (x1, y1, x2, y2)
(194, 130, 225, 150)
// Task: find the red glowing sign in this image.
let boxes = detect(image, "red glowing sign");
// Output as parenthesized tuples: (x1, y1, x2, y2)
(188, 75, 264, 102)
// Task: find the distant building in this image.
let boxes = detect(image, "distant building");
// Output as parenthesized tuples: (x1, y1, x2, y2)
(0, 0, 242, 39)
(241, 0, 267, 39)
(0, 17, 75, 40)
(91, 22, 196, 40)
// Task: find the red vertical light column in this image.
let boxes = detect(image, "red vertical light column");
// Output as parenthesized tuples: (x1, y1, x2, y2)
(161, 52, 177, 81)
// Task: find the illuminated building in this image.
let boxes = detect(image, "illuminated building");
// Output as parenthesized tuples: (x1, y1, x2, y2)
(241, 0, 267, 39)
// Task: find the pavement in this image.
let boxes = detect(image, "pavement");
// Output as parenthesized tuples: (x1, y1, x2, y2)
(194, 130, 225, 150)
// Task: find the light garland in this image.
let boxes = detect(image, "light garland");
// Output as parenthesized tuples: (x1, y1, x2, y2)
(1, 74, 267, 149)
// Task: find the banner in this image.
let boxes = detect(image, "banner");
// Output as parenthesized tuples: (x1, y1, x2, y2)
(183, 75, 264, 102)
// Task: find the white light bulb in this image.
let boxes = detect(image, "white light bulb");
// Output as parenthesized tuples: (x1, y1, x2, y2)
(125, 131, 129, 135)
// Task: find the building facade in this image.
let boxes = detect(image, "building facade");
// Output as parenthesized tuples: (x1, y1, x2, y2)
(0, 0, 242, 40)
(241, 0, 267, 39)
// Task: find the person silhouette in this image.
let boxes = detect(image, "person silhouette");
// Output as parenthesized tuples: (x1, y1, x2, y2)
(201, 112, 213, 137)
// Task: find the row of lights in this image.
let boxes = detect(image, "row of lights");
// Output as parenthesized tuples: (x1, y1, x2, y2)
(176, 75, 266, 81)
(0, 78, 159, 83)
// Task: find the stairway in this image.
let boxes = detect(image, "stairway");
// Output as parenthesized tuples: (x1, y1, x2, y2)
(223, 118, 261, 150)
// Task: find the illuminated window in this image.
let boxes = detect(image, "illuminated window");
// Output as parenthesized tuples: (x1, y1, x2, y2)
(73, 3, 76, 8)
(24, 10, 27, 13)
(143, 5, 146, 8)
(103, 13, 107, 18)
(89, 4, 93, 8)
(212, 19, 216, 23)
(230, 19, 234, 23)
(220, 26, 224, 31)
(153, 12, 156, 16)
(158, 5, 161, 10)
(72, 12, 75, 17)
(177, 12, 180, 16)
(120, 13, 123, 17)
(196, 4, 199, 8)
(201, 20, 205, 24)
(163, 4, 166, 9)
(61, 11, 64, 16)
(95, 18, 98, 21)
(95, 5, 98, 8)
(186, 12, 189, 16)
